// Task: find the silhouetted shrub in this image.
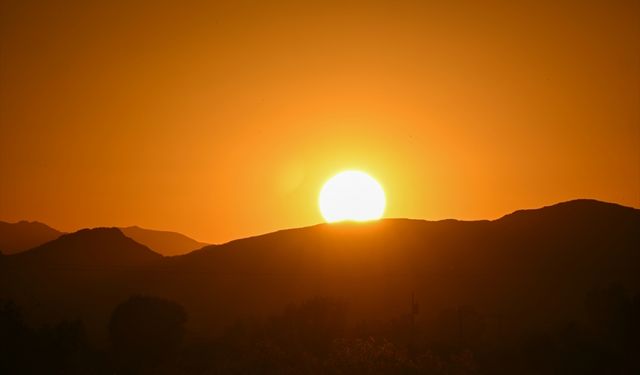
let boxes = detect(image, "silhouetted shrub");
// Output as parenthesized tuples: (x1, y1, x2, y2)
(326, 337, 414, 374)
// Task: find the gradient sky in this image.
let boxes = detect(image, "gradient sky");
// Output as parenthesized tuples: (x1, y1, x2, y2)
(1, 0, 639, 243)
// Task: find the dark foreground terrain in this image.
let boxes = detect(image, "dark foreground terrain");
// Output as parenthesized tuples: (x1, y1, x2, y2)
(1, 199, 639, 374)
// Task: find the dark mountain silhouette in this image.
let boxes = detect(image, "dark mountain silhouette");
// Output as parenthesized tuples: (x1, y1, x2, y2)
(1, 200, 638, 345)
(120, 226, 208, 256)
(146, 199, 638, 335)
(0, 221, 205, 256)
(7, 227, 161, 267)
(0, 220, 63, 255)
(0, 228, 163, 340)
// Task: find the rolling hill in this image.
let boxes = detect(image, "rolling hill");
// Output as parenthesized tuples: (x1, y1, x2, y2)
(0, 220, 63, 255)
(0, 227, 163, 336)
(7, 227, 162, 267)
(120, 226, 208, 256)
(1, 199, 638, 342)
(0, 221, 207, 256)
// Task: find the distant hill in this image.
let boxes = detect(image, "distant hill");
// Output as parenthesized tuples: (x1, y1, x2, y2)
(120, 226, 208, 256)
(0, 220, 63, 255)
(9, 227, 162, 267)
(0, 221, 206, 256)
(0, 227, 163, 333)
(1, 199, 638, 342)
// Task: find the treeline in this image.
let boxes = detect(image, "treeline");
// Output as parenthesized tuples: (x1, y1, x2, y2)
(1, 285, 639, 374)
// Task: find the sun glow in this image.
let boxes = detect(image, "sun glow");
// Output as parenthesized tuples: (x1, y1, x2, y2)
(319, 170, 386, 223)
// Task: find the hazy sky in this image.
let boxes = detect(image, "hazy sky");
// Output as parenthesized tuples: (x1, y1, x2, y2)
(1, 0, 638, 243)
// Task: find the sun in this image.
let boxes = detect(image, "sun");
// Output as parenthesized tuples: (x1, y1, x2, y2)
(319, 170, 386, 223)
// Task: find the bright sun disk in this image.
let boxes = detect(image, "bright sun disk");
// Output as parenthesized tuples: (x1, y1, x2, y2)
(319, 170, 386, 222)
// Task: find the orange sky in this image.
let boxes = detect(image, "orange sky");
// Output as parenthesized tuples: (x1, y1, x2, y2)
(1, 0, 639, 243)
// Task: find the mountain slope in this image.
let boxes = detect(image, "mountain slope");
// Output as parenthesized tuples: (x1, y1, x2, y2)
(9, 227, 162, 267)
(120, 226, 208, 256)
(141, 199, 639, 334)
(1, 200, 639, 340)
(0, 220, 63, 255)
(0, 227, 164, 336)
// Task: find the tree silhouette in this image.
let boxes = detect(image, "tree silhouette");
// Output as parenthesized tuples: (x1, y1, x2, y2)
(108, 295, 187, 373)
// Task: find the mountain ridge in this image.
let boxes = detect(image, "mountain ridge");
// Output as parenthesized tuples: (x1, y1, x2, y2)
(0, 222, 208, 256)
(156, 198, 639, 333)
(188, 198, 637, 255)
(0, 220, 63, 255)
(120, 225, 209, 256)
(9, 227, 162, 266)
(1, 199, 638, 341)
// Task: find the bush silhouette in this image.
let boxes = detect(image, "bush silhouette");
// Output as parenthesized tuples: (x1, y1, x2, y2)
(108, 295, 187, 373)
